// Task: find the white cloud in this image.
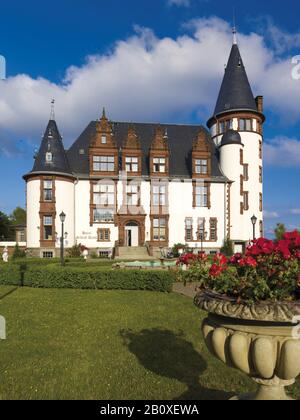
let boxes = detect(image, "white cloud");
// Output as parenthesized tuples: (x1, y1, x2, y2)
(168, 0, 191, 6)
(289, 209, 300, 215)
(263, 17, 300, 54)
(264, 210, 280, 219)
(1, 17, 300, 156)
(264, 137, 300, 167)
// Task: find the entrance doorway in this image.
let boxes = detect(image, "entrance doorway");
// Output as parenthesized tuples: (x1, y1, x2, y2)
(125, 222, 139, 247)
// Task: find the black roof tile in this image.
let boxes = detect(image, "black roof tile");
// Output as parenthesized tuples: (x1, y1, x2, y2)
(213, 44, 258, 116)
(67, 121, 227, 181)
(25, 120, 73, 178)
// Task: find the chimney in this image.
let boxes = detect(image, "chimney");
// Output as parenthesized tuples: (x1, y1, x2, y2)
(255, 96, 264, 113)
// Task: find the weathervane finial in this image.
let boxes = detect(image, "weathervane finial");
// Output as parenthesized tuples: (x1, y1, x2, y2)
(232, 8, 237, 45)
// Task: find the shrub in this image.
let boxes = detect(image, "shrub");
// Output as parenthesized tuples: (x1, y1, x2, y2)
(0, 264, 21, 285)
(176, 253, 210, 285)
(220, 238, 234, 257)
(0, 264, 175, 292)
(179, 231, 300, 303)
(12, 243, 26, 259)
(172, 243, 186, 258)
(67, 244, 82, 258)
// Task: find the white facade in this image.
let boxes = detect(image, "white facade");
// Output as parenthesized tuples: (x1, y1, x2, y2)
(24, 42, 265, 258)
(214, 117, 264, 243)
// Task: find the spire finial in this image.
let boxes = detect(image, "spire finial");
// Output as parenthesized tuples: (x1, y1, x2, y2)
(232, 8, 237, 45)
(102, 107, 107, 120)
(232, 27, 237, 45)
(50, 99, 55, 120)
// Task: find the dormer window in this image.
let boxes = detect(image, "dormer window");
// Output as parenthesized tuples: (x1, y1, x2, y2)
(125, 157, 139, 173)
(195, 159, 208, 175)
(46, 152, 53, 163)
(153, 157, 166, 173)
(101, 135, 107, 144)
(150, 127, 169, 177)
(192, 129, 211, 178)
(93, 155, 115, 172)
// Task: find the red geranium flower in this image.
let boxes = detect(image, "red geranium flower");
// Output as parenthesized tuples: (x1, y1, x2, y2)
(209, 264, 224, 277)
(214, 253, 228, 266)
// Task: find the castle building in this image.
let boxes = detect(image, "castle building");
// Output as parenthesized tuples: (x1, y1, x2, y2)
(23, 37, 265, 259)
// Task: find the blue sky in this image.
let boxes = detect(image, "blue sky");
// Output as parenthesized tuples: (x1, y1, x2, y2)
(0, 0, 299, 236)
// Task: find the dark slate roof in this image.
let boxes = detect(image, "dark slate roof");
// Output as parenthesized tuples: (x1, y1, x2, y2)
(67, 121, 227, 181)
(25, 120, 73, 178)
(213, 44, 258, 116)
(220, 129, 242, 147)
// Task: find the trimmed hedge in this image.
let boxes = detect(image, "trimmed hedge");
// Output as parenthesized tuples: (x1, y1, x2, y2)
(0, 264, 174, 292)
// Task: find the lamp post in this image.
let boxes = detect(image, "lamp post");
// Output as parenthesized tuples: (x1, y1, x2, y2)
(59, 212, 66, 266)
(198, 231, 207, 254)
(251, 215, 258, 241)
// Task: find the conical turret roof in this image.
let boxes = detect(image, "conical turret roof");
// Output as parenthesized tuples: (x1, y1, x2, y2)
(213, 44, 258, 116)
(24, 119, 73, 178)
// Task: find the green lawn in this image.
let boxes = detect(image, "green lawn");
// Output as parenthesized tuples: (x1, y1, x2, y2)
(0, 285, 299, 400)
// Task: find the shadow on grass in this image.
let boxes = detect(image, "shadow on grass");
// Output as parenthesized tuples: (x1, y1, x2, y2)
(0, 287, 18, 301)
(120, 328, 232, 401)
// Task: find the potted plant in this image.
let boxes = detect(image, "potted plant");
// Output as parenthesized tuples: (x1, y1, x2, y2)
(190, 231, 300, 400)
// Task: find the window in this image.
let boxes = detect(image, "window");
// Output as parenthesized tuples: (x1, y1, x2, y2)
(43, 180, 53, 201)
(259, 221, 264, 237)
(97, 228, 110, 242)
(93, 156, 115, 172)
(99, 251, 110, 259)
(239, 118, 253, 131)
(243, 164, 249, 181)
(93, 209, 114, 223)
(93, 184, 115, 206)
(152, 218, 167, 242)
(195, 159, 208, 175)
(152, 185, 166, 206)
(240, 149, 244, 165)
(197, 218, 206, 241)
(219, 119, 233, 134)
(240, 175, 244, 195)
(185, 218, 193, 241)
(240, 202, 244, 215)
(101, 135, 107, 144)
(259, 193, 263, 212)
(219, 121, 225, 134)
(46, 152, 53, 162)
(125, 157, 139, 173)
(43, 216, 53, 240)
(153, 157, 166, 173)
(259, 166, 263, 183)
(126, 185, 139, 206)
(209, 218, 218, 242)
(42, 251, 53, 259)
(259, 141, 263, 159)
(195, 185, 208, 207)
(243, 192, 249, 211)
(19, 230, 26, 242)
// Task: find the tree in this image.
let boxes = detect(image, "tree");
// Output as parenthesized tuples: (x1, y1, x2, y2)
(274, 223, 286, 241)
(0, 211, 12, 240)
(12, 243, 26, 259)
(10, 207, 26, 226)
(221, 238, 234, 257)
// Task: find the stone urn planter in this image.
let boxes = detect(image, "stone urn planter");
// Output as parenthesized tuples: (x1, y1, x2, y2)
(194, 291, 300, 400)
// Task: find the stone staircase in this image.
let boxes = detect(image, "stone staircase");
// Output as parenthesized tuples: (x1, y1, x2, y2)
(115, 246, 154, 261)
